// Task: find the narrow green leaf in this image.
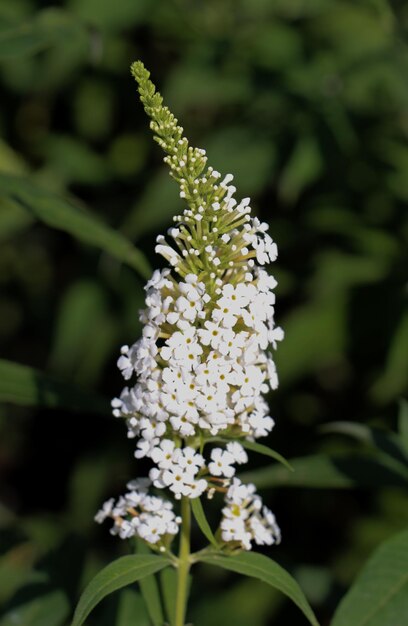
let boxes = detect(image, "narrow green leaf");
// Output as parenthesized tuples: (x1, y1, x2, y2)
(160, 568, 177, 626)
(370, 313, 408, 404)
(278, 135, 323, 204)
(71, 555, 169, 626)
(239, 453, 408, 489)
(0, 359, 109, 414)
(0, 590, 69, 626)
(135, 540, 164, 626)
(321, 421, 408, 464)
(199, 552, 319, 626)
(331, 528, 408, 626)
(48, 279, 117, 387)
(116, 589, 149, 626)
(0, 198, 33, 241)
(0, 173, 151, 279)
(0, 9, 87, 60)
(191, 497, 218, 548)
(398, 400, 408, 455)
(239, 439, 293, 471)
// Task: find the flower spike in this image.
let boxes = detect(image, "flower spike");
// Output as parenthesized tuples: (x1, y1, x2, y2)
(96, 61, 283, 553)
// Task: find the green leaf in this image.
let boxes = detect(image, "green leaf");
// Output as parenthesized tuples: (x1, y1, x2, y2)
(48, 279, 117, 388)
(331, 528, 408, 626)
(199, 552, 319, 626)
(370, 313, 408, 404)
(122, 170, 180, 241)
(71, 555, 169, 626)
(239, 439, 293, 471)
(398, 400, 408, 455)
(0, 358, 109, 414)
(275, 296, 347, 385)
(0, 590, 69, 626)
(135, 540, 164, 626)
(278, 135, 323, 204)
(0, 9, 84, 60)
(160, 568, 177, 626)
(0, 198, 33, 241)
(191, 575, 284, 626)
(191, 497, 218, 548)
(0, 173, 151, 279)
(239, 453, 408, 489)
(69, 0, 149, 32)
(116, 589, 149, 626)
(321, 422, 408, 474)
(205, 126, 276, 196)
(45, 135, 110, 186)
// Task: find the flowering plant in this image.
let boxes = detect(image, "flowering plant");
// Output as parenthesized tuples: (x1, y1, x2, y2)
(70, 62, 318, 626)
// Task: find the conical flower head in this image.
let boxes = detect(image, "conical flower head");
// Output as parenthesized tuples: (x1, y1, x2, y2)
(97, 62, 283, 552)
(113, 61, 283, 447)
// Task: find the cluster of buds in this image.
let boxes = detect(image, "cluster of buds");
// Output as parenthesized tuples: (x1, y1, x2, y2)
(96, 62, 283, 552)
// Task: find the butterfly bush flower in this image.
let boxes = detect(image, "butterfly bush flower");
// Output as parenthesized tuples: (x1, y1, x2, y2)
(95, 61, 283, 553)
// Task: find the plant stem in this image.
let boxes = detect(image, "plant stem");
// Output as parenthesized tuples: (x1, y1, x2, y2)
(175, 497, 191, 626)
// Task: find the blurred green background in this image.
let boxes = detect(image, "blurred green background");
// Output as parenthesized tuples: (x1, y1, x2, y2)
(0, 1, 407, 625)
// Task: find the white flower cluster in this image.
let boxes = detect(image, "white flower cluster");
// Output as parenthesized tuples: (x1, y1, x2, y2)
(113, 215, 283, 446)
(95, 479, 181, 545)
(150, 440, 207, 499)
(220, 478, 281, 551)
(98, 62, 284, 552)
(105, 171, 283, 549)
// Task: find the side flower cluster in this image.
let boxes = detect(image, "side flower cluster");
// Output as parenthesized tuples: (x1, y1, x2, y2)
(95, 479, 180, 546)
(95, 61, 283, 553)
(221, 478, 281, 550)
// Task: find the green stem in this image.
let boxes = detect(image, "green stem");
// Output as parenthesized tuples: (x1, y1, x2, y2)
(175, 497, 191, 626)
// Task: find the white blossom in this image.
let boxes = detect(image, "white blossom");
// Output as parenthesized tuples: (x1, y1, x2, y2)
(208, 448, 236, 478)
(95, 481, 181, 543)
(220, 478, 281, 550)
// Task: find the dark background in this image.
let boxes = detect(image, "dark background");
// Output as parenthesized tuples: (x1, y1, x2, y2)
(0, 1, 407, 625)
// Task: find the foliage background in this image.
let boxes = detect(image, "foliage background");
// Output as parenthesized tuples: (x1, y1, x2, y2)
(0, 0, 407, 624)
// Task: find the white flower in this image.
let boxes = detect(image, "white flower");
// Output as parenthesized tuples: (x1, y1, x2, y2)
(183, 478, 208, 499)
(248, 408, 275, 438)
(198, 320, 225, 350)
(220, 478, 280, 550)
(138, 516, 166, 543)
(226, 442, 248, 464)
(269, 326, 284, 349)
(95, 498, 115, 524)
(208, 447, 236, 478)
(169, 415, 196, 437)
(196, 385, 226, 415)
(151, 439, 176, 469)
(266, 356, 279, 390)
(173, 294, 203, 322)
(227, 478, 256, 505)
(161, 327, 203, 368)
(250, 232, 278, 265)
(217, 329, 248, 358)
(145, 268, 172, 291)
(161, 467, 195, 499)
(220, 517, 252, 550)
(220, 283, 255, 309)
(155, 242, 181, 267)
(135, 436, 160, 459)
(117, 345, 137, 380)
(176, 447, 205, 473)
